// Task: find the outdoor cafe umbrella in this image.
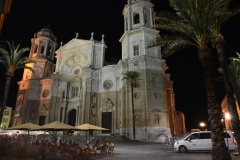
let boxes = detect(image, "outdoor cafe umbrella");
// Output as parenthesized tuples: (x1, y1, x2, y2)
(74, 123, 109, 144)
(32, 121, 75, 141)
(7, 122, 42, 136)
(34, 121, 75, 131)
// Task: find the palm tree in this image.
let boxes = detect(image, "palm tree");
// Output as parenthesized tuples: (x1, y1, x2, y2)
(228, 53, 240, 107)
(148, 0, 231, 159)
(209, 0, 240, 152)
(0, 40, 35, 124)
(122, 71, 141, 143)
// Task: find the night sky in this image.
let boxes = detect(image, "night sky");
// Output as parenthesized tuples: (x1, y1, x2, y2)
(0, 0, 239, 131)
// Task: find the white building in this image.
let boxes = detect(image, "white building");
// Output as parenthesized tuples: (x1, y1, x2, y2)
(1, 106, 12, 129)
(13, 0, 185, 142)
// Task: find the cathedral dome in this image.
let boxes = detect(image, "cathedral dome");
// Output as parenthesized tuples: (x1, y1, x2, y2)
(36, 27, 57, 41)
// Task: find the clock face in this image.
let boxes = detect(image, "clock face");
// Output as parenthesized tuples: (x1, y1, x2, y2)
(42, 89, 49, 98)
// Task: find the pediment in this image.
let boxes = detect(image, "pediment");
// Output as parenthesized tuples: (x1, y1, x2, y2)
(56, 38, 93, 54)
(56, 38, 94, 76)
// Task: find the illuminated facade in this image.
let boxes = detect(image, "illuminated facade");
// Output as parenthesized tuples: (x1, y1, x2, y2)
(0, 0, 12, 32)
(221, 96, 240, 131)
(14, 0, 185, 142)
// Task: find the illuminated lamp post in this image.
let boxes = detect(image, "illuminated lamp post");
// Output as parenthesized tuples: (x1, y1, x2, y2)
(199, 122, 206, 131)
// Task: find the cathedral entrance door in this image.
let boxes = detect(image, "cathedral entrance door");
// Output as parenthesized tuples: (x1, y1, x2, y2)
(39, 116, 45, 125)
(68, 109, 76, 126)
(102, 112, 112, 133)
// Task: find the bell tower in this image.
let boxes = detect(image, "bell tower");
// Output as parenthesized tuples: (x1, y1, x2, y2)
(13, 28, 58, 125)
(23, 27, 58, 80)
(120, 0, 161, 59)
(30, 27, 57, 61)
(119, 0, 172, 141)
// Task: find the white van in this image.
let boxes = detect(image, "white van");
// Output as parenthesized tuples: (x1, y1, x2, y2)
(174, 131, 237, 153)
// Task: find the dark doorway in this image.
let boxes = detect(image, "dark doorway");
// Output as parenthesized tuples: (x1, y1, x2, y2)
(39, 116, 45, 126)
(102, 112, 112, 133)
(68, 109, 76, 126)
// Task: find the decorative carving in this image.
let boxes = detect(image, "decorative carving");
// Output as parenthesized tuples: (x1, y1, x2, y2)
(75, 32, 79, 39)
(101, 98, 114, 112)
(39, 104, 47, 116)
(66, 58, 74, 67)
(74, 69, 80, 75)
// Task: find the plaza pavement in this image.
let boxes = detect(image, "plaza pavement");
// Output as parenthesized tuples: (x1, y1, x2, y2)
(97, 142, 240, 160)
(2, 142, 239, 160)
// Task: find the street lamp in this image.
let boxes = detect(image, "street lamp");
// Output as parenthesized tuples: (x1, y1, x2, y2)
(199, 122, 206, 131)
(225, 113, 231, 122)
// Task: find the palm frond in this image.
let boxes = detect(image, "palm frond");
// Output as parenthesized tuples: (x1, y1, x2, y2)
(122, 71, 141, 87)
(0, 40, 35, 74)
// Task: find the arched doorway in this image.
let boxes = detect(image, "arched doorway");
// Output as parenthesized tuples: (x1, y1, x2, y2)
(39, 116, 45, 126)
(102, 112, 112, 133)
(68, 109, 77, 126)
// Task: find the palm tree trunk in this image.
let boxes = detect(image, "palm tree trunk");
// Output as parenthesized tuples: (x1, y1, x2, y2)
(0, 73, 13, 125)
(215, 41, 240, 153)
(228, 67, 240, 109)
(131, 84, 136, 143)
(198, 46, 231, 160)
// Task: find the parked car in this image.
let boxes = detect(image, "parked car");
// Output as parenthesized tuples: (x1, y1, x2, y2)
(191, 129, 201, 133)
(174, 130, 237, 153)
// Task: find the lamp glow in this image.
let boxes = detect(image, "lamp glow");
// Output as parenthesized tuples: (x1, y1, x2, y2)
(199, 122, 206, 127)
(225, 112, 231, 120)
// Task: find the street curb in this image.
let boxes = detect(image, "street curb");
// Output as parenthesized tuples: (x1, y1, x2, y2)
(232, 152, 239, 156)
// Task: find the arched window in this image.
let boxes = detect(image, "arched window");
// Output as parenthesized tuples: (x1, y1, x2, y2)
(47, 46, 51, 56)
(60, 107, 63, 122)
(62, 91, 65, 102)
(133, 13, 140, 24)
(71, 86, 79, 98)
(154, 115, 160, 125)
(34, 45, 38, 53)
(144, 8, 150, 26)
(41, 46, 44, 54)
(133, 45, 139, 56)
(40, 46, 44, 57)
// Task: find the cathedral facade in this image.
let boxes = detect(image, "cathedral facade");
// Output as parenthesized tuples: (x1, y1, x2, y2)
(13, 0, 185, 142)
